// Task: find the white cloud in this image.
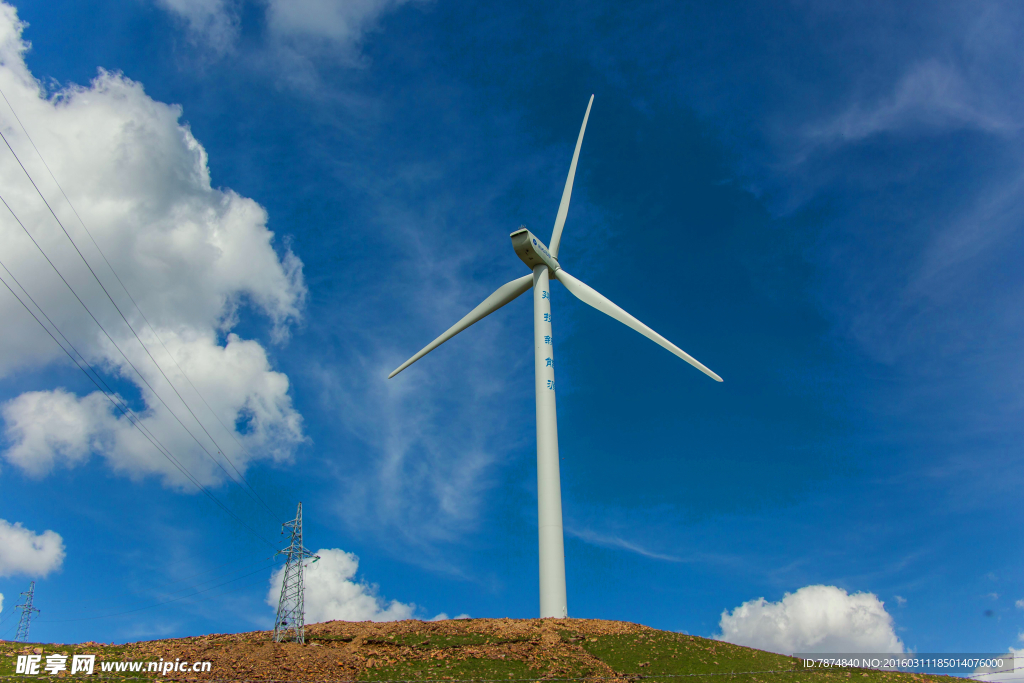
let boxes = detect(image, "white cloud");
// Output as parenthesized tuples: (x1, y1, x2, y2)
(807, 60, 1016, 144)
(430, 613, 470, 621)
(0, 592, 4, 613)
(2, 389, 108, 476)
(1016, 599, 1023, 610)
(0, 3, 305, 488)
(260, 0, 421, 85)
(894, 595, 906, 606)
(310, 122, 574, 563)
(155, 0, 238, 51)
(972, 641, 1023, 683)
(155, 0, 415, 59)
(2, 331, 301, 485)
(317, 265, 531, 557)
(266, 548, 418, 623)
(0, 518, 65, 578)
(567, 527, 683, 562)
(716, 585, 904, 656)
(265, 0, 411, 45)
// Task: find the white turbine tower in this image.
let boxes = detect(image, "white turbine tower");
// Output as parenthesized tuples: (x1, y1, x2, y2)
(388, 95, 722, 619)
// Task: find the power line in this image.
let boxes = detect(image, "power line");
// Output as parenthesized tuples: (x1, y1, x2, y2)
(0, 618, 19, 641)
(0, 118, 283, 524)
(0, 263, 174, 452)
(0, 257, 163, 441)
(123, 554, 279, 596)
(0, 602, 19, 625)
(50, 553, 279, 615)
(48, 557, 281, 621)
(0, 187, 275, 527)
(0, 84, 299, 635)
(37, 563, 279, 623)
(0, 266, 278, 551)
(0, 264, 279, 552)
(0, 96, 285, 522)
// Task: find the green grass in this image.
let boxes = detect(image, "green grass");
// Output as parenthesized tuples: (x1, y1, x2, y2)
(579, 632, 797, 675)
(362, 634, 539, 649)
(309, 634, 356, 643)
(356, 628, 958, 683)
(359, 657, 546, 682)
(3, 624, 960, 683)
(569, 632, 952, 683)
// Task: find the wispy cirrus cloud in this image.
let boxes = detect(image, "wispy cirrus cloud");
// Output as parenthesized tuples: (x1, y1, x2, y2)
(804, 60, 1018, 144)
(749, 5, 1024, 460)
(154, 0, 239, 52)
(566, 527, 683, 563)
(310, 221, 534, 558)
(154, 0, 422, 64)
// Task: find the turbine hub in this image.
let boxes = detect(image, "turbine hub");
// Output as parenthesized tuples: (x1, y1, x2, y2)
(511, 227, 560, 273)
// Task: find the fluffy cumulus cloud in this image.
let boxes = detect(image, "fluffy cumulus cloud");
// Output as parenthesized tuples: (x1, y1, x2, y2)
(716, 585, 904, 655)
(973, 638, 1024, 683)
(2, 389, 108, 476)
(0, 518, 65, 578)
(0, 3, 305, 488)
(266, 548, 419, 623)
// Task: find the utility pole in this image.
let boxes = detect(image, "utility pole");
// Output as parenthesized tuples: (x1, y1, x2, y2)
(273, 503, 318, 644)
(15, 581, 40, 642)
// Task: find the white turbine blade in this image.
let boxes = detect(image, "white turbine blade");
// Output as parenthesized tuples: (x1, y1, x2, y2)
(548, 94, 594, 259)
(388, 274, 534, 378)
(554, 269, 723, 382)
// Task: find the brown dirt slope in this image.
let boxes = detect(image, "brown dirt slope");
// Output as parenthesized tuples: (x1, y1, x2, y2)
(1, 618, 960, 683)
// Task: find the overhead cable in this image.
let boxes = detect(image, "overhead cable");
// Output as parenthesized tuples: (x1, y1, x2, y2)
(36, 563, 279, 623)
(0, 177, 278, 524)
(0, 101, 283, 523)
(0, 264, 279, 552)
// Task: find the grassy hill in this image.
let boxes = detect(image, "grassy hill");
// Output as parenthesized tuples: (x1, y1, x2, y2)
(1, 618, 957, 682)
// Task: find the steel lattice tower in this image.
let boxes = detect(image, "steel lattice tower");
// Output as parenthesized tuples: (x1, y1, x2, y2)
(15, 581, 40, 642)
(273, 503, 318, 644)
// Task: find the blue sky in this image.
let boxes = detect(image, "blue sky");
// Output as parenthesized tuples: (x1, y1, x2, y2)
(0, 0, 1021, 656)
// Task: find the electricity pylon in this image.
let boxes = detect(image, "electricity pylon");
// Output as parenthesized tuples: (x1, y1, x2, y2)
(273, 503, 318, 644)
(15, 581, 40, 642)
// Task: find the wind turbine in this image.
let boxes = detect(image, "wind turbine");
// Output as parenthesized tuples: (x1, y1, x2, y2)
(388, 95, 722, 619)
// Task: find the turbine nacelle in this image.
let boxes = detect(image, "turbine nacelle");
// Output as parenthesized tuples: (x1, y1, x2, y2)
(387, 94, 724, 619)
(511, 228, 560, 273)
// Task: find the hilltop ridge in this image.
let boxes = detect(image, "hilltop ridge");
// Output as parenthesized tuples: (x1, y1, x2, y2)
(2, 618, 957, 682)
